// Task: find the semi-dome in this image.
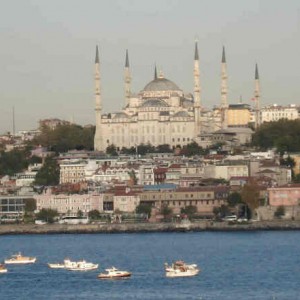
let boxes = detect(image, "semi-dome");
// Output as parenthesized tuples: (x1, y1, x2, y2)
(113, 112, 129, 119)
(143, 77, 181, 92)
(173, 111, 190, 118)
(141, 99, 169, 107)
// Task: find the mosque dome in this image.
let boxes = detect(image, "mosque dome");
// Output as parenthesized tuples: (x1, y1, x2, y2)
(143, 77, 181, 92)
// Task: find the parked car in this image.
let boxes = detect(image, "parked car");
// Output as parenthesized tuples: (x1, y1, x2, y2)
(237, 217, 248, 223)
(223, 215, 237, 222)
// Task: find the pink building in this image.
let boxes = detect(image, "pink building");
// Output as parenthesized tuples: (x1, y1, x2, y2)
(268, 184, 300, 207)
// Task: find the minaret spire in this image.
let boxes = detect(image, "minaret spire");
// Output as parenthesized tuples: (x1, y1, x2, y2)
(94, 45, 103, 151)
(124, 49, 131, 106)
(193, 40, 201, 135)
(220, 45, 228, 129)
(254, 63, 261, 129)
(154, 64, 157, 80)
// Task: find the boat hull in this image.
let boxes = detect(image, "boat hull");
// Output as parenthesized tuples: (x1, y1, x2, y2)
(0, 269, 8, 273)
(4, 258, 36, 264)
(166, 269, 199, 277)
(98, 272, 131, 279)
(48, 263, 65, 269)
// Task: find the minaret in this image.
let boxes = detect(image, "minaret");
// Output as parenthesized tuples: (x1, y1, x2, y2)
(220, 46, 228, 129)
(254, 63, 261, 129)
(94, 45, 103, 151)
(193, 40, 201, 135)
(154, 64, 158, 80)
(124, 49, 131, 106)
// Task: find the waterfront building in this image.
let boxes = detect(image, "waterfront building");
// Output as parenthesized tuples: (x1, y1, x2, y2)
(34, 190, 103, 216)
(139, 186, 229, 217)
(0, 196, 32, 221)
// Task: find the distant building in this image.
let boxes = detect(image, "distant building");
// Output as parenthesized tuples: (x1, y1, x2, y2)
(261, 104, 299, 123)
(39, 118, 71, 130)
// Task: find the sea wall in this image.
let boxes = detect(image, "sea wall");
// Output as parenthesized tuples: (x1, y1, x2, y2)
(1, 220, 300, 235)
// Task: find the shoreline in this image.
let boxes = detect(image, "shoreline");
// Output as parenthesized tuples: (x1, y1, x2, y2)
(1, 220, 300, 235)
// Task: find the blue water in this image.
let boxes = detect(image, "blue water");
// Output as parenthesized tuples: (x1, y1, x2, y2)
(0, 231, 300, 300)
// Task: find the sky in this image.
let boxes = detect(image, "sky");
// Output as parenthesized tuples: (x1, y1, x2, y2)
(1, 0, 299, 134)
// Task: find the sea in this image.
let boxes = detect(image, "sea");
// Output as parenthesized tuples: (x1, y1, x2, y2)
(0, 231, 300, 300)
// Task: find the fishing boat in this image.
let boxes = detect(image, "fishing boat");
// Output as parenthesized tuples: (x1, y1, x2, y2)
(65, 260, 98, 271)
(0, 264, 8, 273)
(97, 267, 131, 279)
(164, 260, 200, 278)
(48, 258, 72, 269)
(4, 252, 36, 264)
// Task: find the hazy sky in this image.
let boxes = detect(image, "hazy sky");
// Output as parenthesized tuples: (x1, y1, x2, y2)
(1, 0, 299, 134)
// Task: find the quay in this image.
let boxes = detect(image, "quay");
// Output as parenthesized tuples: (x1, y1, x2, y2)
(1, 220, 300, 235)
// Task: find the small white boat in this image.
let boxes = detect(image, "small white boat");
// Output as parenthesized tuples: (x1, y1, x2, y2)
(48, 258, 72, 269)
(4, 252, 36, 264)
(65, 260, 98, 271)
(165, 261, 200, 278)
(97, 267, 131, 279)
(0, 264, 8, 273)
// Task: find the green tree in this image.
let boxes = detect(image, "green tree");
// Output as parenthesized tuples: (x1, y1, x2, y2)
(160, 204, 173, 219)
(135, 203, 152, 218)
(77, 210, 84, 218)
(31, 124, 95, 153)
(35, 208, 58, 223)
(0, 149, 29, 176)
(156, 144, 172, 153)
(180, 142, 206, 156)
(227, 192, 243, 207)
(213, 204, 230, 219)
(181, 205, 197, 219)
(88, 209, 100, 220)
(274, 205, 285, 218)
(252, 119, 300, 153)
(34, 156, 60, 186)
(106, 144, 118, 156)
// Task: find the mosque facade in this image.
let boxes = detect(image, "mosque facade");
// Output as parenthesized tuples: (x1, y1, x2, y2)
(93, 43, 260, 152)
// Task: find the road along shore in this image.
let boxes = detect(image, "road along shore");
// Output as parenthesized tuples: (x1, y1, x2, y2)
(1, 220, 300, 235)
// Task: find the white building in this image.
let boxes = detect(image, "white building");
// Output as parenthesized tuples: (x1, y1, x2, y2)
(261, 104, 299, 123)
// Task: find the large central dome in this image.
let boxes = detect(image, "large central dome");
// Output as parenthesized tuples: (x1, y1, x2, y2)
(143, 77, 181, 92)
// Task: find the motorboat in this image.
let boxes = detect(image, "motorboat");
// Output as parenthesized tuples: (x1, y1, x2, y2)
(97, 267, 131, 279)
(164, 260, 200, 278)
(4, 252, 36, 264)
(48, 258, 72, 269)
(0, 264, 8, 273)
(65, 260, 98, 271)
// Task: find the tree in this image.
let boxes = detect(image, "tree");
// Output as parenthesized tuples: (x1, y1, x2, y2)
(180, 142, 206, 157)
(160, 204, 173, 219)
(252, 119, 300, 153)
(227, 192, 242, 207)
(240, 181, 260, 214)
(34, 156, 60, 186)
(135, 203, 152, 218)
(106, 144, 118, 156)
(88, 209, 100, 220)
(77, 210, 83, 218)
(181, 205, 197, 219)
(31, 124, 95, 153)
(213, 204, 230, 219)
(35, 208, 58, 223)
(0, 149, 29, 176)
(24, 198, 37, 213)
(274, 206, 285, 218)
